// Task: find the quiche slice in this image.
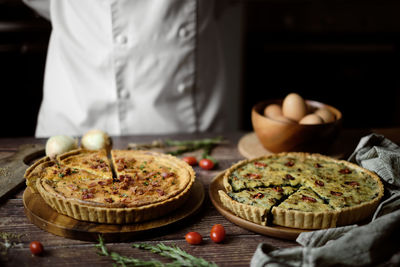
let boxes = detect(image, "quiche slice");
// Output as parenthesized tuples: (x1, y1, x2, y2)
(57, 149, 112, 179)
(25, 149, 195, 224)
(219, 186, 296, 226)
(219, 152, 384, 229)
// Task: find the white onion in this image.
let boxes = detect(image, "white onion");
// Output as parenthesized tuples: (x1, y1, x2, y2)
(81, 129, 112, 151)
(45, 135, 78, 159)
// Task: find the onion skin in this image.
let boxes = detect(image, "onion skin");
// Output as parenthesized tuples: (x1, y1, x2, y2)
(46, 135, 78, 159)
(81, 129, 112, 151)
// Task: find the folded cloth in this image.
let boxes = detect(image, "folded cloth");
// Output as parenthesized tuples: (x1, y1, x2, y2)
(251, 133, 400, 267)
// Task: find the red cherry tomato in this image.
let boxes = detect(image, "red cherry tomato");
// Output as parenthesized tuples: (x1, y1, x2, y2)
(182, 156, 197, 166)
(185, 232, 202, 245)
(199, 158, 214, 170)
(210, 224, 226, 243)
(29, 241, 44, 256)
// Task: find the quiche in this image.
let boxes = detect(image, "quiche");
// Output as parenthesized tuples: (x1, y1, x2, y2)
(24, 149, 195, 224)
(218, 152, 384, 229)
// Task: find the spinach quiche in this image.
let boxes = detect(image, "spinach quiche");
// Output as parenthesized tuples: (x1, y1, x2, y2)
(218, 152, 384, 229)
(24, 149, 195, 224)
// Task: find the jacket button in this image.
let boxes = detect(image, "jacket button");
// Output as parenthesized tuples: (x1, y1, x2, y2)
(115, 35, 128, 45)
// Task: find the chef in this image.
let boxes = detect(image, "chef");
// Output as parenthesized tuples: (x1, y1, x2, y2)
(23, 0, 227, 137)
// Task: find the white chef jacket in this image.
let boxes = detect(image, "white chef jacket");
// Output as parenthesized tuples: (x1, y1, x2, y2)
(25, 0, 226, 137)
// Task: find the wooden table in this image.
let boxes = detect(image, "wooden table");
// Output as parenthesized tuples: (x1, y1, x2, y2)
(1, 128, 400, 266)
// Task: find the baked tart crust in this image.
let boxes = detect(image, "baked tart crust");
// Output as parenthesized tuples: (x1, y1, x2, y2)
(25, 149, 195, 224)
(219, 152, 384, 229)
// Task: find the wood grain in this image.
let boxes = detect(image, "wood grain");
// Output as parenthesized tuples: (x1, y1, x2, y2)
(1, 130, 399, 266)
(0, 144, 44, 202)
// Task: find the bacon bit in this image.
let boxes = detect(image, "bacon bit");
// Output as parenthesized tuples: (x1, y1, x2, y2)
(245, 173, 261, 179)
(121, 198, 131, 204)
(254, 161, 267, 167)
(315, 180, 324, 186)
(68, 184, 79, 191)
(151, 181, 160, 187)
(253, 193, 264, 199)
(88, 188, 96, 194)
(301, 195, 317, 202)
(88, 182, 97, 188)
(161, 172, 175, 178)
(53, 170, 58, 174)
(120, 183, 129, 190)
(104, 198, 114, 203)
(156, 189, 165, 196)
(330, 191, 343, 196)
(98, 179, 112, 186)
(145, 172, 157, 179)
(285, 161, 295, 167)
(82, 193, 94, 200)
(315, 163, 322, 168)
(345, 181, 360, 187)
(136, 189, 144, 195)
(273, 186, 283, 193)
(284, 174, 295, 180)
(339, 168, 352, 174)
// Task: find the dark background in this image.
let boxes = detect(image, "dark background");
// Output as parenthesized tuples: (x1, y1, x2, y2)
(1, 0, 400, 137)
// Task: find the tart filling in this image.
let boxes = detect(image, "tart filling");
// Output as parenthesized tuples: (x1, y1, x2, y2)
(25, 149, 195, 223)
(219, 152, 384, 229)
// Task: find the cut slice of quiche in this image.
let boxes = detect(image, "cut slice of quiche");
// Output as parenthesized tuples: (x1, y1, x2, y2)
(219, 152, 384, 229)
(57, 149, 113, 179)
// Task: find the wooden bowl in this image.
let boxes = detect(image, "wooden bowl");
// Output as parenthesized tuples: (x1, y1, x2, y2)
(251, 99, 342, 153)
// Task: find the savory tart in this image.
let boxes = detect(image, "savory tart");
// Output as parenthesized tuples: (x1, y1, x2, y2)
(24, 149, 195, 224)
(218, 152, 384, 229)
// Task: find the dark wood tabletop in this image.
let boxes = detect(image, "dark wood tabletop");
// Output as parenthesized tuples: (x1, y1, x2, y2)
(1, 128, 400, 267)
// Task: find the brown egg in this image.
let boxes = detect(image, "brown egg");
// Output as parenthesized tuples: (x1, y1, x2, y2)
(282, 93, 308, 121)
(299, 114, 324, 125)
(263, 104, 283, 118)
(315, 108, 335, 123)
(273, 115, 295, 123)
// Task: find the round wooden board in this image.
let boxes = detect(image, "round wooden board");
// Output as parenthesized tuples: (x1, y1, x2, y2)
(237, 132, 272, 159)
(23, 179, 205, 242)
(238, 132, 344, 159)
(208, 172, 309, 240)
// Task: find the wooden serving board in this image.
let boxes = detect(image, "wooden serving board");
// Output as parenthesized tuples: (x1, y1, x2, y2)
(238, 132, 345, 159)
(0, 144, 44, 201)
(23, 179, 205, 242)
(209, 171, 309, 240)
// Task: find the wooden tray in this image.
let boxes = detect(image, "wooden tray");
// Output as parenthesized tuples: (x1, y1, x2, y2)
(238, 132, 344, 159)
(209, 172, 309, 240)
(23, 179, 205, 242)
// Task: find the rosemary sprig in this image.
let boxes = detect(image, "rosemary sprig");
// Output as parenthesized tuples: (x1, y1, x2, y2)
(95, 235, 218, 267)
(133, 243, 218, 267)
(127, 136, 225, 164)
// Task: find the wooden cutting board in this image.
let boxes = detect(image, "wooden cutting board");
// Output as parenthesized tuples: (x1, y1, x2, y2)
(0, 144, 44, 201)
(23, 179, 204, 242)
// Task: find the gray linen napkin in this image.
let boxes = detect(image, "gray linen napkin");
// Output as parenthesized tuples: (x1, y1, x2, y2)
(251, 133, 400, 267)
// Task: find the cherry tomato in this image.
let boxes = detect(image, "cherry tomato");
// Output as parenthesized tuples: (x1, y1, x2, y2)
(29, 241, 44, 256)
(210, 224, 226, 243)
(199, 158, 214, 170)
(182, 156, 197, 166)
(185, 232, 202, 245)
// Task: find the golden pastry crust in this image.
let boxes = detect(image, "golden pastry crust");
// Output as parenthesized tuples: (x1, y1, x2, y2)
(25, 149, 195, 224)
(219, 152, 384, 229)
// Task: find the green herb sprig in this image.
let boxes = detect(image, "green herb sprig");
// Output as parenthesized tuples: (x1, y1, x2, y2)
(95, 235, 218, 267)
(127, 136, 225, 165)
